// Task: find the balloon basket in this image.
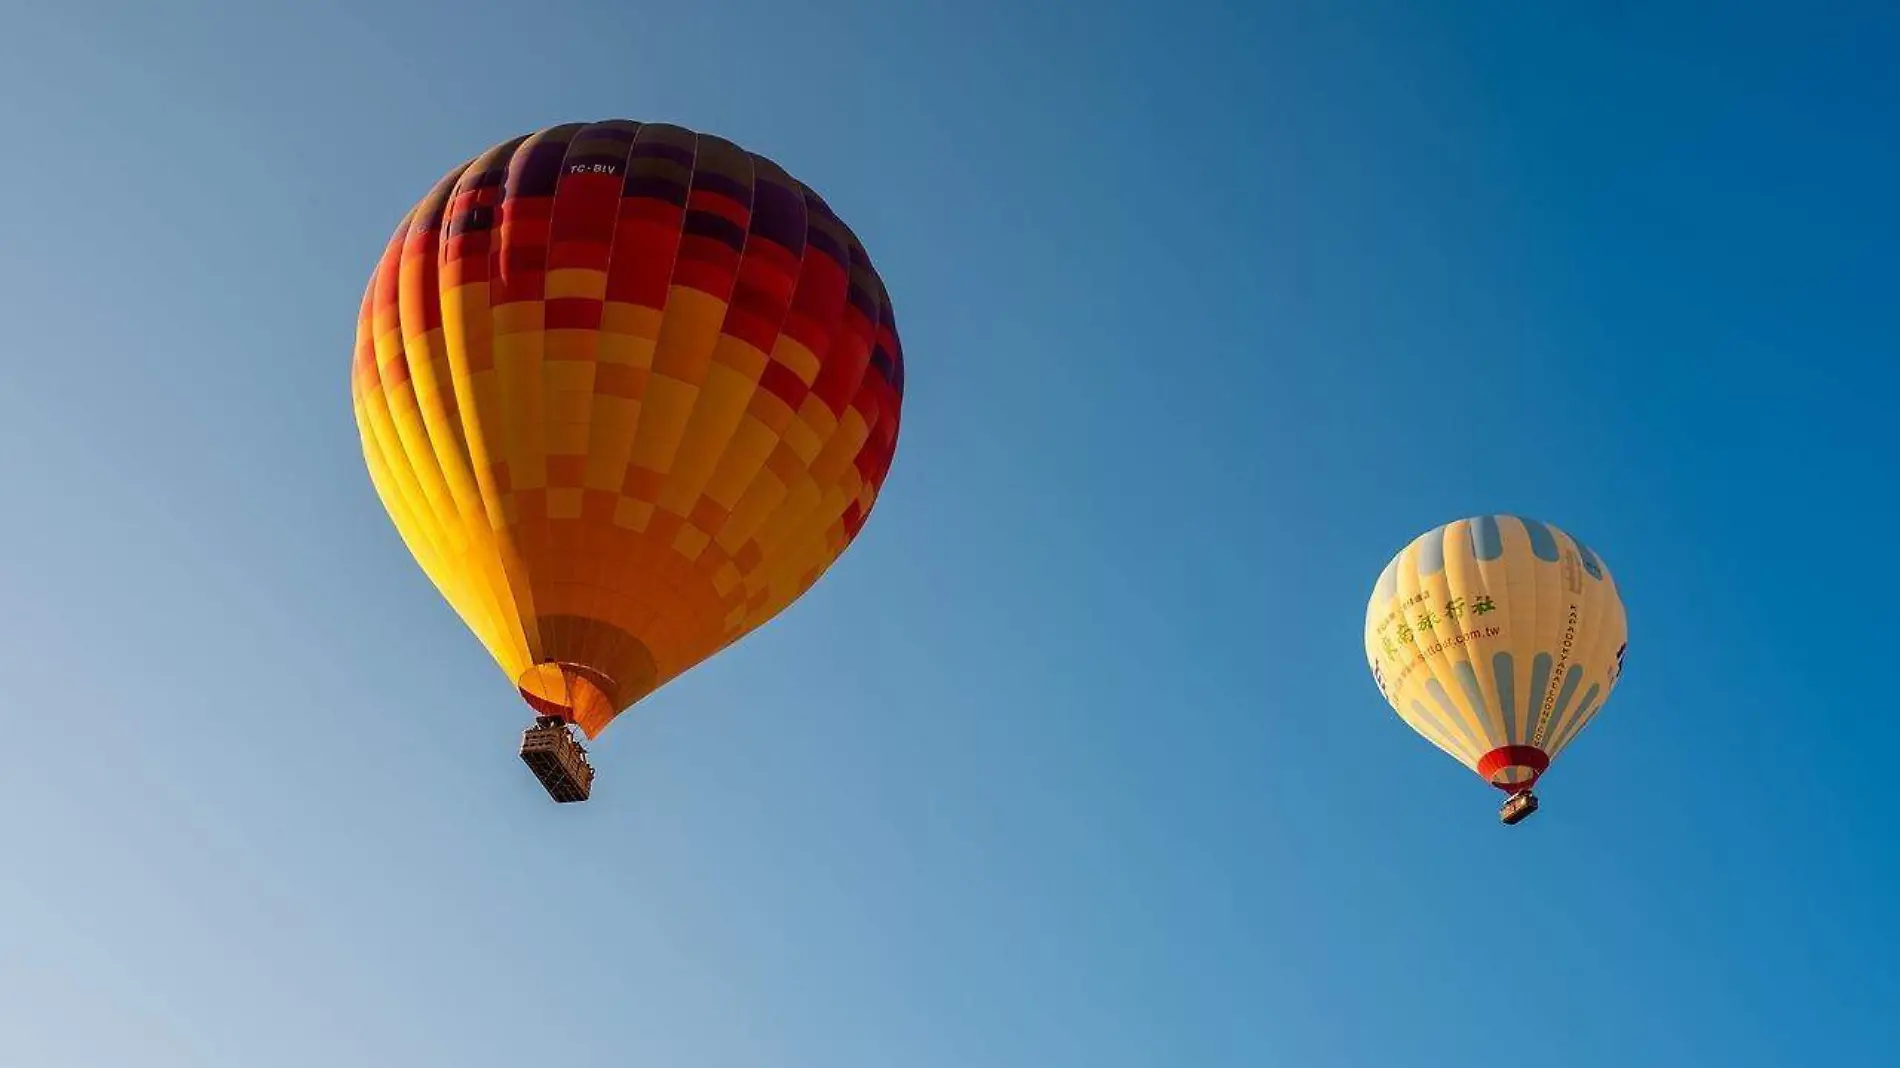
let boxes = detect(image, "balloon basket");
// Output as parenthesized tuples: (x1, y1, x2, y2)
(519, 716, 595, 803)
(1499, 790, 1538, 826)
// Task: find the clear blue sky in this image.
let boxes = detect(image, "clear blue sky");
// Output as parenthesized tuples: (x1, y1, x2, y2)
(2, 1, 1895, 1065)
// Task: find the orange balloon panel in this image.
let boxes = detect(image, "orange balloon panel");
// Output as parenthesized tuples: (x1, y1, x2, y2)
(352, 121, 906, 737)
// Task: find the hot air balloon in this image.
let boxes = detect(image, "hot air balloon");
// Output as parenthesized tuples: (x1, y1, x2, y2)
(1363, 515, 1629, 824)
(352, 121, 906, 803)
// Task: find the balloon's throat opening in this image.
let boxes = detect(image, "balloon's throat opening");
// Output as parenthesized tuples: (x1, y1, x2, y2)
(517, 662, 618, 738)
(1478, 745, 1550, 793)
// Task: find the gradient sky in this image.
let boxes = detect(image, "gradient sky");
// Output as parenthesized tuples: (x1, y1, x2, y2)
(3, 2, 1896, 1065)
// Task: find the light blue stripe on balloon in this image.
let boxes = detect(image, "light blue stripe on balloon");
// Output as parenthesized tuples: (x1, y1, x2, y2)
(1426, 677, 1485, 756)
(1408, 699, 1469, 759)
(1549, 683, 1603, 753)
(1573, 535, 1605, 580)
(1533, 663, 1581, 746)
(1550, 665, 1583, 730)
(1518, 516, 1560, 562)
(1493, 652, 1517, 746)
(1453, 661, 1491, 742)
(1418, 524, 1448, 575)
(1527, 652, 1553, 743)
(1472, 516, 1504, 560)
(1375, 559, 1399, 603)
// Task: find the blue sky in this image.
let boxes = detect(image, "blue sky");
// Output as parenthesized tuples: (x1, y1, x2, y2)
(2, 1, 1895, 1064)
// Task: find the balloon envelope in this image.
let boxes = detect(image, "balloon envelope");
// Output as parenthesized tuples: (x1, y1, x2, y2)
(1363, 515, 1628, 793)
(353, 120, 905, 737)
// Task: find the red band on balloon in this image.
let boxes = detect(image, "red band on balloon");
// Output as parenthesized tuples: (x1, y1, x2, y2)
(1478, 745, 1550, 792)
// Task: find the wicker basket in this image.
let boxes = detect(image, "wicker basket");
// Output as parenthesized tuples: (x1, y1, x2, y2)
(519, 720, 596, 803)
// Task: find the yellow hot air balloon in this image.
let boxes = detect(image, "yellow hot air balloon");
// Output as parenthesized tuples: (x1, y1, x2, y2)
(353, 121, 905, 802)
(1363, 515, 1629, 824)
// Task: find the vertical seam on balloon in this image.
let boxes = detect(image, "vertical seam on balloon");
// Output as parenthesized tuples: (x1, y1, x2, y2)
(370, 226, 467, 577)
(1526, 652, 1554, 750)
(636, 129, 713, 684)
(549, 120, 631, 716)
(652, 139, 762, 674)
(1374, 558, 1399, 604)
(1407, 534, 1486, 769)
(1551, 674, 1606, 754)
(354, 229, 450, 573)
(1527, 520, 1586, 749)
(441, 139, 539, 673)
(1451, 661, 1499, 766)
(631, 131, 731, 502)
(1391, 538, 1476, 769)
(699, 172, 816, 643)
(1472, 515, 1504, 560)
(1570, 523, 1624, 734)
(703, 184, 841, 628)
(654, 147, 765, 518)
(1406, 699, 1476, 765)
(396, 173, 520, 672)
(1548, 683, 1602, 755)
(356, 350, 454, 595)
(716, 190, 851, 631)
(522, 124, 586, 687)
(1383, 541, 1437, 753)
(359, 308, 506, 664)
(1509, 516, 1542, 748)
(1544, 665, 1586, 748)
(746, 227, 883, 630)
(1417, 524, 1448, 577)
(358, 387, 448, 581)
(361, 226, 492, 644)
(450, 134, 546, 665)
(752, 297, 877, 622)
(1411, 521, 1456, 742)
(1543, 524, 1597, 755)
(1519, 516, 1561, 562)
(358, 417, 445, 586)
(495, 125, 574, 677)
(1548, 525, 1619, 757)
(1469, 515, 1517, 743)
(539, 125, 594, 690)
(491, 131, 547, 665)
(572, 119, 647, 727)
(562, 121, 693, 708)
(1367, 538, 1466, 763)
(1425, 678, 1488, 762)
(1448, 519, 1511, 748)
(605, 122, 697, 697)
(763, 213, 880, 554)
(687, 158, 815, 653)
(1492, 651, 1518, 747)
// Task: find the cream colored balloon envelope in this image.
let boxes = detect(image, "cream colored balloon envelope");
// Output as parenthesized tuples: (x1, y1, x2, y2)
(1364, 515, 1629, 805)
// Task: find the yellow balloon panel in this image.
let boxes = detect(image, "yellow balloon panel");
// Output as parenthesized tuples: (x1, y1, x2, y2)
(352, 121, 906, 737)
(1363, 515, 1629, 791)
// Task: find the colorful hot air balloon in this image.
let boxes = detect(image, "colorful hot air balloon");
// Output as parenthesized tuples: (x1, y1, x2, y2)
(1363, 515, 1629, 824)
(352, 120, 906, 802)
